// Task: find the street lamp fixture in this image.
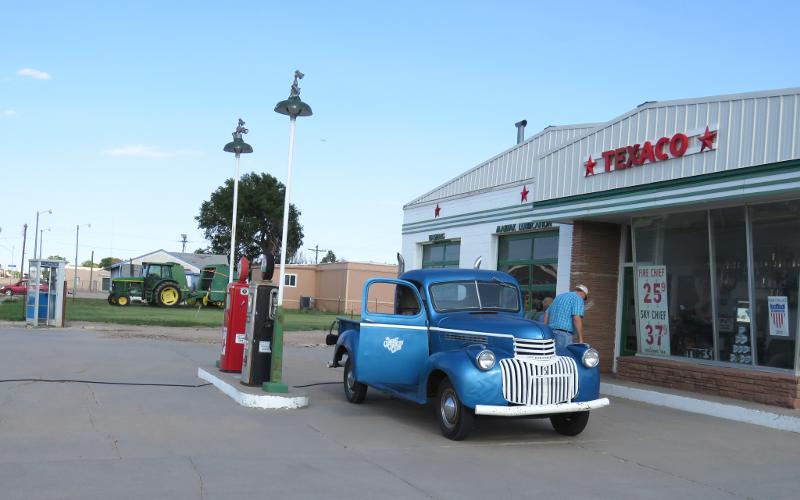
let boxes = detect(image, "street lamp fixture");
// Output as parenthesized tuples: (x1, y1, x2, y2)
(223, 119, 253, 284)
(266, 70, 312, 394)
(33, 209, 52, 263)
(38, 227, 51, 259)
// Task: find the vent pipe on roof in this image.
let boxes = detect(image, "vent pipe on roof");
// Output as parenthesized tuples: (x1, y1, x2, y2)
(514, 120, 527, 144)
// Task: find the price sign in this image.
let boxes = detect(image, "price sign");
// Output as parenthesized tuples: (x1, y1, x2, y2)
(637, 265, 670, 355)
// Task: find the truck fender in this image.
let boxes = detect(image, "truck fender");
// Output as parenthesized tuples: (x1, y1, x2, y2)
(565, 344, 601, 402)
(332, 328, 358, 368)
(419, 350, 506, 409)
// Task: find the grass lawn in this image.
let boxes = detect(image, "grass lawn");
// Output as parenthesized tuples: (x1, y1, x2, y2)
(0, 297, 342, 330)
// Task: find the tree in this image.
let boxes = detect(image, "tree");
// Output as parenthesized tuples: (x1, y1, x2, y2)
(196, 172, 304, 263)
(47, 255, 68, 263)
(320, 250, 337, 263)
(99, 257, 122, 268)
(80, 260, 101, 268)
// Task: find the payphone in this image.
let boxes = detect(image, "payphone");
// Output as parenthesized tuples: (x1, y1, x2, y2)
(26, 259, 66, 327)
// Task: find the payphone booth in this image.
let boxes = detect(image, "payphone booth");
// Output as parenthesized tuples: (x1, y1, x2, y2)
(26, 259, 67, 327)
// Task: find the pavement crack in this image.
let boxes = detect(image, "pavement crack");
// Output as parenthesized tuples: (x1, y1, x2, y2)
(188, 456, 205, 500)
(572, 442, 756, 500)
(85, 385, 122, 460)
(305, 423, 439, 499)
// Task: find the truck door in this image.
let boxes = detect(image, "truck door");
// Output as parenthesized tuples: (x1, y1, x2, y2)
(356, 278, 429, 388)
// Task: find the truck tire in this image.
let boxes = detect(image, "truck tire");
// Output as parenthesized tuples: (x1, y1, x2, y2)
(4, 289, 13, 296)
(155, 283, 181, 307)
(550, 411, 590, 436)
(436, 379, 474, 440)
(343, 358, 367, 404)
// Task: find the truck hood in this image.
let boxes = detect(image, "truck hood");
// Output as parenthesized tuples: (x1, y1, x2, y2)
(433, 312, 552, 341)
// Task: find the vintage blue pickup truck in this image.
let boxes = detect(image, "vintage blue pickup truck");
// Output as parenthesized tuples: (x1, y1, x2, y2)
(326, 268, 609, 440)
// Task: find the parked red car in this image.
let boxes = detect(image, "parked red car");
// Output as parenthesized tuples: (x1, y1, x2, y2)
(0, 280, 49, 296)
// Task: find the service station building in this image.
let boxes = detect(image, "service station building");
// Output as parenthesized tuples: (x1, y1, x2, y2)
(402, 88, 800, 408)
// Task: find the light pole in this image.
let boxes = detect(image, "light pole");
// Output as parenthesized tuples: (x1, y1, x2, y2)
(38, 227, 51, 259)
(33, 209, 52, 261)
(267, 70, 312, 394)
(74, 223, 91, 298)
(223, 119, 253, 284)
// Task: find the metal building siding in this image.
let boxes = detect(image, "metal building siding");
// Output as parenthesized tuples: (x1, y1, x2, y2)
(403, 123, 600, 207)
(533, 89, 800, 202)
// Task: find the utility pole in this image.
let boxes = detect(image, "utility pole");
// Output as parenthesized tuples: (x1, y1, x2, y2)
(180, 234, 188, 253)
(311, 244, 329, 264)
(20, 224, 27, 278)
(88, 250, 94, 292)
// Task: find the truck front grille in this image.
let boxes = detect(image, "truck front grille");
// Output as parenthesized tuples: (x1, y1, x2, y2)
(499, 357, 578, 406)
(514, 338, 555, 360)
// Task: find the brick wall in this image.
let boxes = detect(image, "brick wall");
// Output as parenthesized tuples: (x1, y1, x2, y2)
(618, 356, 800, 409)
(570, 221, 621, 373)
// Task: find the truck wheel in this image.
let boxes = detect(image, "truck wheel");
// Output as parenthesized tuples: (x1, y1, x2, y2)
(550, 411, 590, 436)
(4, 290, 13, 297)
(437, 379, 474, 440)
(343, 358, 367, 404)
(155, 283, 181, 307)
(117, 295, 131, 306)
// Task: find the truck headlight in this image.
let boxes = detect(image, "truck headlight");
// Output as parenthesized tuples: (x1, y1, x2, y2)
(476, 350, 496, 371)
(582, 348, 600, 368)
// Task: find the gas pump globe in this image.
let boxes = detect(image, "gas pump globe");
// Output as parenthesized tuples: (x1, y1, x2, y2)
(26, 259, 67, 327)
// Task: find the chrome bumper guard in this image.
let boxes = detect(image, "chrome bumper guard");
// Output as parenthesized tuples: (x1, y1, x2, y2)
(474, 397, 610, 417)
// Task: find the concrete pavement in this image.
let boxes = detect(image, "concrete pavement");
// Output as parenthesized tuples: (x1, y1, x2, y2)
(0, 324, 798, 499)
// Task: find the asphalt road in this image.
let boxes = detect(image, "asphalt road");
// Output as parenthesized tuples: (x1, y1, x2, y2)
(0, 324, 797, 500)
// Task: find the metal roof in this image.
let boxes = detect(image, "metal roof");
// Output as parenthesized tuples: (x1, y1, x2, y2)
(404, 123, 602, 207)
(404, 87, 800, 208)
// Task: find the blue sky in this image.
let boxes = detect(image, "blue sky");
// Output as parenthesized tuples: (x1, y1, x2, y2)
(2, 0, 799, 270)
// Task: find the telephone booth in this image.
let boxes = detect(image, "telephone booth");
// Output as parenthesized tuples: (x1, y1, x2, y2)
(26, 259, 66, 327)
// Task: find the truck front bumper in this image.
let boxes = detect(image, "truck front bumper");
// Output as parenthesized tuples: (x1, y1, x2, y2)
(474, 397, 610, 417)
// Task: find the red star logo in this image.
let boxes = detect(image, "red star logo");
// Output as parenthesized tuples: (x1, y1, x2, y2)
(584, 155, 596, 177)
(434, 204, 441, 217)
(698, 126, 717, 152)
(520, 185, 529, 202)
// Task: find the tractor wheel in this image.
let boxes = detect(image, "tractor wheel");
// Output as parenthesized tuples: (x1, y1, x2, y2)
(155, 283, 181, 307)
(186, 297, 197, 306)
(107, 294, 117, 305)
(202, 295, 210, 307)
(117, 295, 131, 307)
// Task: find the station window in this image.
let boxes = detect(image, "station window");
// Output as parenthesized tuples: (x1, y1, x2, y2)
(631, 200, 799, 371)
(497, 231, 558, 317)
(422, 241, 460, 268)
(284, 274, 297, 287)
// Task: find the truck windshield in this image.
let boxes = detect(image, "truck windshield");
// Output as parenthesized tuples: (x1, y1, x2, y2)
(429, 280, 519, 312)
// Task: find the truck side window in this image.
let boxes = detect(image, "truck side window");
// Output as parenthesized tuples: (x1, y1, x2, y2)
(366, 282, 420, 316)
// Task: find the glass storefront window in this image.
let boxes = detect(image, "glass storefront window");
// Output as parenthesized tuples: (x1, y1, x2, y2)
(750, 201, 799, 369)
(499, 238, 532, 261)
(533, 235, 559, 260)
(632, 200, 798, 371)
(634, 212, 713, 360)
(498, 231, 558, 317)
(422, 241, 460, 268)
(711, 207, 752, 365)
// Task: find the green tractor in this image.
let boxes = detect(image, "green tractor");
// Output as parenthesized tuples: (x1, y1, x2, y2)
(108, 261, 189, 307)
(187, 264, 235, 308)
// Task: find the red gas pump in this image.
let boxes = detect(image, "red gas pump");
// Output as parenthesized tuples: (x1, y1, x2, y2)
(219, 257, 250, 372)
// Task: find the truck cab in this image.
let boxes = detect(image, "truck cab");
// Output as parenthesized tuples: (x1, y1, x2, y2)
(328, 268, 608, 440)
